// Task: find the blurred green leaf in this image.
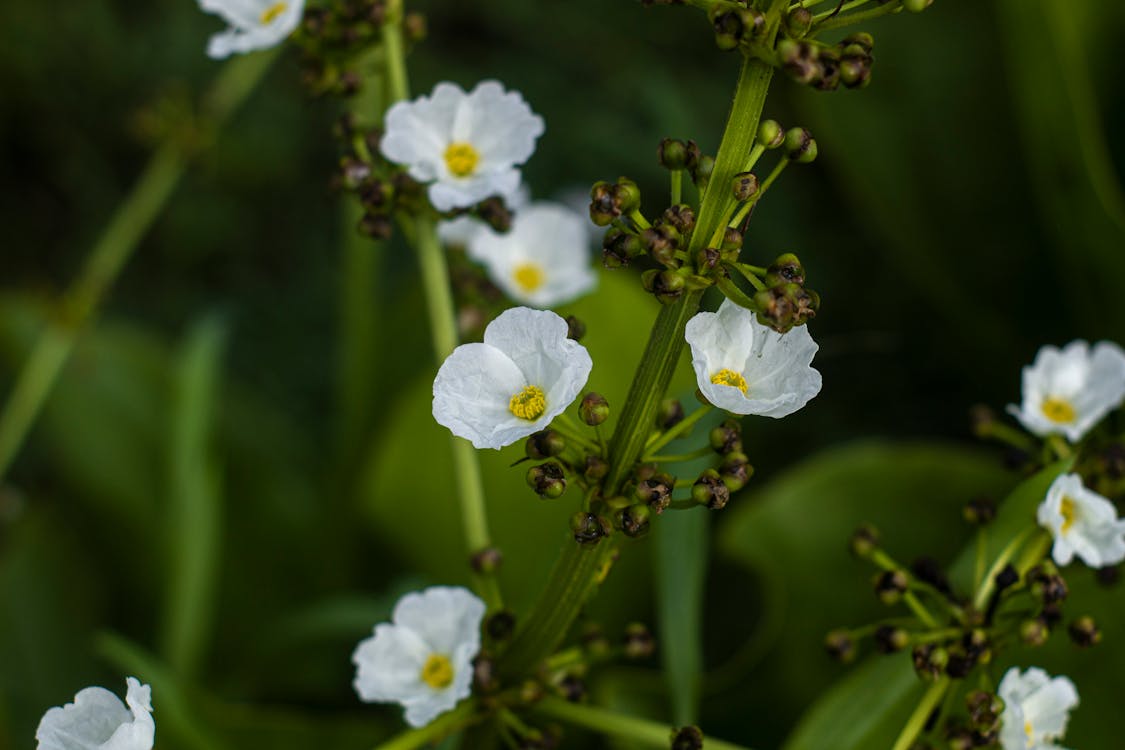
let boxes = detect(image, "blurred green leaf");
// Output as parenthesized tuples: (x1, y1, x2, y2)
(654, 511, 707, 727)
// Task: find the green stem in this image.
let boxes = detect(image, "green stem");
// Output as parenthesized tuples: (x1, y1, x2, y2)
(414, 215, 501, 609)
(644, 404, 712, 457)
(671, 169, 683, 205)
(0, 50, 277, 483)
(382, 0, 410, 102)
(535, 697, 753, 750)
(371, 700, 482, 750)
(890, 677, 949, 750)
(811, 0, 873, 22)
(973, 526, 1036, 611)
(814, 0, 902, 31)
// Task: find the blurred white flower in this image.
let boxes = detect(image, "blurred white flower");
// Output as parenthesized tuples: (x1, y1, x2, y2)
(198, 0, 304, 59)
(684, 298, 821, 417)
(36, 677, 154, 750)
(381, 81, 545, 212)
(437, 183, 530, 249)
(466, 203, 596, 308)
(433, 307, 592, 449)
(1008, 340, 1125, 443)
(997, 667, 1078, 750)
(1038, 472, 1125, 568)
(352, 586, 485, 728)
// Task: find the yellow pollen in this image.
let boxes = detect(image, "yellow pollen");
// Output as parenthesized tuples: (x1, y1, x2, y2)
(1041, 396, 1076, 424)
(444, 142, 480, 178)
(420, 654, 454, 689)
(259, 2, 288, 25)
(710, 368, 748, 394)
(1025, 721, 1034, 744)
(512, 263, 545, 293)
(509, 385, 547, 421)
(1060, 495, 1079, 533)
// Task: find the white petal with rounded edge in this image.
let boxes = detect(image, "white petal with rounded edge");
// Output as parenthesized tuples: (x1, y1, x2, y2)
(392, 586, 486, 656)
(998, 667, 1078, 750)
(200, 0, 303, 58)
(1038, 473, 1125, 568)
(432, 342, 528, 449)
(36, 678, 153, 750)
(483, 308, 592, 412)
(352, 622, 431, 703)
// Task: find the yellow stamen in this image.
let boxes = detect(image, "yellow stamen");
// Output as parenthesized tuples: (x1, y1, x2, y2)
(512, 263, 545, 293)
(444, 142, 480, 178)
(710, 368, 748, 394)
(1025, 720, 1034, 744)
(1041, 396, 1076, 424)
(259, 1, 288, 25)
(509, 385, 547, 421)
(420, 654, 454, 689)
(1060, 495, 1078, 533)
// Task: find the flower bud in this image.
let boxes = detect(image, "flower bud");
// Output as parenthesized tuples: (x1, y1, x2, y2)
(709, 418, 743, 454)
(1068, 616, 1101, 648)
(785, 6, 813, 38)
(824, 629, 855, 663)
(662, 204, 696, 234)
(580, 392, 610, 426)
(527, 462, 567, 499)
(903, 0, 933, 12)
(471, 547, 503, 574)
(912, 644, 949, 681)
(658, 137, 689, 170)
(874, 569, 909, 606)
(732, 172, 760, 202)
(582, 623, 611, 657)
(944, 646, 976, 679)
(623, 622, 656, 659)
(403, 11, 427, 42)
(565, 314, 586, 342)
(1020, 618, 1049, 647)
(589, 182, 617, 226)
(849, 523, 880, 559)
(962, 496, 996, 525)
(719, 451, 753, 492)
(570, 512, 610, 546)
(584, 455, 609, 482)
(526, 430, 566, 460)
(657, 398, 685, 430)
(602, 228, 644, 268)
(843, 32, 875, 54)
(642, 225, 682, 268)
(1028, 564, 1068, 604)
(721, 226, 744, 253)
(613, 178, 642, 215)
(764, 253, 805, 286)
(757, 119, 785, 149)
(478, 196, 513, 232)
(634, 472, 675, 513)
(358, 212, 393, 240)
(652, 270, 686, 304)
(874, 625, 909, 654)
(486, 610, 517, 642)
(839, 55, 872, 89)
(692, 469, 731, 509)
(964, 690, 1003, 732)
(692, 155, 715, 189)
(619, 503, 652, 538)
(784, 127, 817, 163)
(671, 726, 704, 750)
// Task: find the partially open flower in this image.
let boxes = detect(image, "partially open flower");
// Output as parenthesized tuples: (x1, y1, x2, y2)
(381, 81, 545, 212)
(1038, 472, 1125, 568)
(1008, 340, 1125, 443)
(433, 307, 593, 449)
(466, 203, 596, 308)
(352, 586, 486, 728)
(36, 677, 154, 750)
(997, 667, 1078, 750)
(198, 0, 304, 59)
(684, 298, 821, 417)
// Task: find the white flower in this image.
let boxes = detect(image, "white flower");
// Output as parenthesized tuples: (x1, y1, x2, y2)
(997, 667, 1079, 750)
(381, 81, 545, 212)
(1008, 340, 1125, 443)
(465, 203, 596, 308)
(1038, 472, 1125, 567)
(352, 586, 485, 728)
(684, 298, 822, 417)
(433, 307, 593, 450)
(36, 677, 154, 750)
(198, 0, 304, 59)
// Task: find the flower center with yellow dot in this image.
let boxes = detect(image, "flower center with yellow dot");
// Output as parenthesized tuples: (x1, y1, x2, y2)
(259, 2, 288, 25)
(444, 142, 480, 178)
(711, 368, 748, 394)
(1041, 396, 1076, 424)
(420, 654, 454, 689)
(512, 263, 545, 293)
(1060, 495, 1078, 533)
(509, 385, 547, 421)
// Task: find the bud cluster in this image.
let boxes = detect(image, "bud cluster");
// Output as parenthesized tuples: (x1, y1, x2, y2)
(776, 33, 874, 92)
(752, 252, 820, 333)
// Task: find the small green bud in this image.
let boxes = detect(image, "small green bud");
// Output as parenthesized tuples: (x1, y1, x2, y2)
(840, 56, 872, 89)
(785, 7, 813, 38)
(709, 418, 743, 454)
(634, 472, 675, 513)
(584, 455, 609, 482)
(843, 32, 875, 54)
(623, 622, 656, 659)
(757, 119, 785, 149)
(618, 503, 652, 537)
(784, 127, 817, 163)
(470, 547, 503, 574)
(719, 451, 753, 491)
(658, 137, 689, 170)
(849, 524, 880, 559)
(965, 690, 1003, 732)
(570, 512, 610, 545)
(527, 462, 567, 499)
(824, 629, 855, 663)
(652, 270, 686, 304)
(565, 314, 586, 342)
(903, 0, 933, 12)
(662, 204, 696, 234)
(1069, 616, 1101, 648)
(695, 246, 721, 274)
(721, 226, 744, 252)
(671, 726, 704, 750)
(732, 171, 760, 202)
(874, 625, 909, 654)
(765, 252, 805, 286)
(579, 392, 610, 426)
(613, 177, 642, 215)
(874, 569, 909, 605)
(642, 225, 682, 268)
(1020, 618, 1049, 647)
(589, 181, 618, 226)
(657, 398, 685, 429)
(526, 430, 566, 460)
(692, 155, 715, 189)
(912, 644, 949, 681)
(692, 469, 731, 509)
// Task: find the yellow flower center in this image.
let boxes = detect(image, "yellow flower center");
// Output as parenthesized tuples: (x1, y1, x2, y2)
(512, 263, 545, 293)
(1060, 495, 1078, 533)
(710, 368, 748, 394)
(1025, 720, 1034, 745)
(509, 385, 547, 421)
(1041, 396, 1076, 424)
(259, 2, 288, 25)
(420, 654, 454, 690)
(444, 142, 480, 178)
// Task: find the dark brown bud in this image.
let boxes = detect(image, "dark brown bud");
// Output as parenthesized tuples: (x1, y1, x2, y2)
(618, 504, 652, 538)
(559, 674, 586, 703)
(874, 569, 909, 606)
(912, 644, 948, 681)
(671, 726, 704, 750)
(643, 225, 682, 268)
(477, 196, 513, 232)
(634, 472, 675, 513)
(527, 462, 567, 499)
(824, 629, 855, 663)
(471, 547, 503, 574)
(589, 181, 618, 226)
(874, 625, 908, 654)
(732, 172, 759, 202)
(486, 610, 517, 642)
(662, 204, 696, 234)
(692, 469, 731, 509)
(565, 315, 586, 342)
(570, 512, 610, 546)
(1068, 616, 1102, 648)
(709, 418, 743, 454)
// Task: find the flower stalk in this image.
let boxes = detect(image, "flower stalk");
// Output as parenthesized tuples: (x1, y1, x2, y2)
(534, 697, 753, 750)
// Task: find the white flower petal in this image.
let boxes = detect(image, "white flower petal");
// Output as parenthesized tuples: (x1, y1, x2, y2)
(998, 667, 1078, 750)
(685, 299, 821, 418)
(37, 678, 154, 750)
(392, 587, 486, 655)
(1038, 473, 1125, 568)
(352, 623, 431, 702)
(432, 342, 528, 450)
(199, 0, 303, 58)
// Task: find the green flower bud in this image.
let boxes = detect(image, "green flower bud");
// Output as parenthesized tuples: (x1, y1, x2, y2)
(671, 726, 704, 750)
(695, 247, 721, 274)
(642, 225, 681, 268)
(652, 270, 686, 304)
(1068, 616, 1101, 648)
(785, 7, 813, 38)
(719, 451, 753, 491)
(618, 503, 652, 538)
(583, 455, 609, 482)
(634, 472, 675, 513)
(824, 629, 855, 663)
(589, 181, 618, 226)
(623, 622, 656, 659)
(840, 56, 872, 89)
(693, 154, 715, 190)
(784, 127, 817, 163)
(570, 512, 610, 546)
(965, 690, 1002, 732)
(526, 430, 566, 460)
(903, 0, 933, 12)
(757, 119, 785, 149)
(527, 462, 567, 499)
(579, 392, 610, 426)
(765, 252, 805, 286)
(709, 418, 743, 454)
(849, 524, 880, 559)
(875, 569, 909, 605)
(657, 398, 685, 429)
(1020, 618, 1049, 647)
(613, 178, 642, 215)
(692, 469, 731, 509)
(912, 644, 949, 681)
(874, 625, 909, 654)
(732, 172, 760, 202)
(662, 204, 696, 234)
(658, 137, 689, 170)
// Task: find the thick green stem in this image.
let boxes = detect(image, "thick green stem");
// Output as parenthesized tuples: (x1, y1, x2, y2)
(534, 697, 753, 750)
(890, 677, 949, 750)
(371, 700, 482, 750)
(0, 50, 277, 482)
(414, 215, 501, 609)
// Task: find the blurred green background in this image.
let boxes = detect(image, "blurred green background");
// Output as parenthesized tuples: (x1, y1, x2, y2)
(2, 0, 1125, 748)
